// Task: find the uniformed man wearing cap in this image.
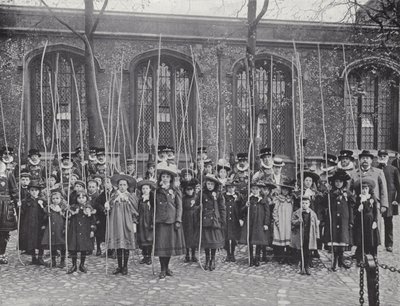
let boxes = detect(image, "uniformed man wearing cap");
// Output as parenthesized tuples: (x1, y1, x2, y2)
(21, 149, 45, 183)
(230, 153, 251, 195)
(253, 147, 274, 181)
(376, 149, 400, 252)
(1, 146, 17, 175)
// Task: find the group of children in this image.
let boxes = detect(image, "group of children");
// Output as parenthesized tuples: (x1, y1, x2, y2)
(0, 144, 382, 277)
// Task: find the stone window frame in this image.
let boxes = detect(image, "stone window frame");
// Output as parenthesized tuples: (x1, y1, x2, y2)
(341, 56, 400, 151)
(128, 48, 201, 161)
(230, 53, 295, 160)
(22, 44, 102, 154)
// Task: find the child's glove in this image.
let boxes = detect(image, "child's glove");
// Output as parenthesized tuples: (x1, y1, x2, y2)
(245, 201, 250, 207)
(372, 222, 377, 229)
(358, 204, 364, 212)
(174, 222, 181, 230)
(263, 225, 268, 231)
(41, 225, 46, 230)
(239, 219, 244, 227)
(104, 201, 110, 211)
(90, 231, 94, 238)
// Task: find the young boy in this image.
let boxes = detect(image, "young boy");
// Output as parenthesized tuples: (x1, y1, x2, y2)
(223, 179, 243, 262)
(19, 171, 31, 200)
(291, 196, 319, 275)
(239, 181, 270, 267)
(18, 181, 47, 265)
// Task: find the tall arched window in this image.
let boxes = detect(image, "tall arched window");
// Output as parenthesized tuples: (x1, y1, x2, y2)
(132, 51, 197, 156)
(29, 51, 87, 152)
(344, 64, 399, 150)
(233, 55, 293, 158)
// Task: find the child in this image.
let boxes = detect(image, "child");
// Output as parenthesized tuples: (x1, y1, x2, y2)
(67, 191, 96, 274)
(261, 181, 276, 262)
(239, 181, 270, 267)
(18, 181, 47, 265)
(198, 174, 226, 271)
(223, 179, 243, 262)
(353, 178, 380, 265)
(291, 196, 319, 275)
(154, 164, 186, 279)
(19, 171, 31, 200)
(105, 174, 138, 276)
(273, 180, 294, 263)
(182, 180, 199, 263)
(216, 159, 231, 192)
(137, 179, 155, 265)
(87, 179, 100, 202)
(323, 170, 354, 271)
(41, 191, 67, 268)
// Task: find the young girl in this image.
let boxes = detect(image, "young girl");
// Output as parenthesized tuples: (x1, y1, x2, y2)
(105, 174, 138, 275)
(41, 191, 67, 268)
(67, 191, 96, 274)
(18, 181, 46, 265)
(216, 159, 231, 192)
(273, 180, 294, 263)
(182, 180, 199, 263)
(291, 196, 320, 275)
(323, 170, 354, 271)
(137, 179, 155, 265)
(353, 178, 380, 265)
(199, 174, 226, 271)
(154, 164, 186, 279)
(223, 179, 243, 262)
(240, 181, 270, 267)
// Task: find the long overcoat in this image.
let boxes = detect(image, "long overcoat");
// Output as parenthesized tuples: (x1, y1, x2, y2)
(137, 193, 154, 248)
(182, 194, 199, 248)
(42, 205, 66, 248)
(67, 203, 96, 252)
(290, 208, 319, 250)
(19, 197, 47, 251)
(322, 189, 354, 245)
(377, 163, 400, 217)
(239, 195, 270, 246)
(223, 192, 243, 241)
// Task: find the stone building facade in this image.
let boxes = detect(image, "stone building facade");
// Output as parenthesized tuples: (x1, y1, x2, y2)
(1, 5, 400, 174)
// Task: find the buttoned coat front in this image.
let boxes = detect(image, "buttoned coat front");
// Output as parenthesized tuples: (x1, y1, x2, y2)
(377, 163, 400, 217)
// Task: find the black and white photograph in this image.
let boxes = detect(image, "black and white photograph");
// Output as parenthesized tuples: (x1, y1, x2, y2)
(1, 0, 400, 305)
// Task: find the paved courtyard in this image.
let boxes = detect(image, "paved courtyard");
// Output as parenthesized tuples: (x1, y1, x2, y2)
(1, 219, 400, 306)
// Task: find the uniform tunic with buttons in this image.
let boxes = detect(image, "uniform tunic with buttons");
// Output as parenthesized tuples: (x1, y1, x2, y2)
(19, 197, 47, 251)
(23, 161, 45, 183)
(223, 191, 243, 242)
(239, 195, 270, 246)
(67, 203, 96, 252)
(199, 189, 226, 249)
(0, 172, 17, 232)
(154, 186, 186, 256)
(42, 204, 66, 249)
(323, 188, 354, 246)
(182, 194, 199, 249)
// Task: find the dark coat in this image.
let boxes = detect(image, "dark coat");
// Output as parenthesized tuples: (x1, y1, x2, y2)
(198, 189, 226, 248)
(19, 197, 47, 251)
(377, 163, 400, 217)
(322, 188, 354, 245)
(67, 203, 96, 252)
(92, 188, 115, 243)
(155, 187, 183, 224)
(223, 192, 243, 241)
(41, 206, 66, 248)
(290, 208, 319, 250)
(0, 172, 17, 231)
(354, 195, 380, 249)
(182, 194, 199, 248)
(137, 194, 154, 247)
(239, 195, 270, 246)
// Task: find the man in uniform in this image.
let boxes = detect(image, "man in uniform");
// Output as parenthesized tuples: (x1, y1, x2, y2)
(21, 149, 45, 183)
(1, 146, 17, 176)
(230, 153, 250, 195)
(253, 147, 274, 181)
(376, 150, 400, 252)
